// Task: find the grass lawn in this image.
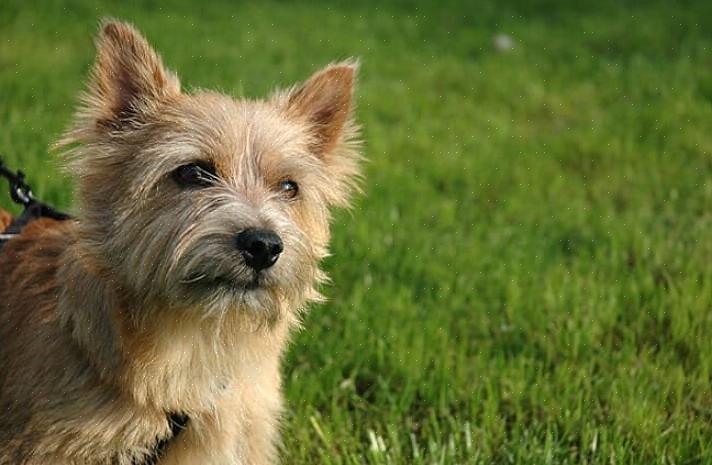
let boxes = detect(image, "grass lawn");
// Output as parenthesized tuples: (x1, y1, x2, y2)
(2, 1, 711, 463)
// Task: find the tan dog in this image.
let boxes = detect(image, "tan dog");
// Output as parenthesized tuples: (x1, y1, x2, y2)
(0, 20, 361, 465)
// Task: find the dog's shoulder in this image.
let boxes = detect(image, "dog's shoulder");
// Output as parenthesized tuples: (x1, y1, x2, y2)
(0, 218, 76, 337)
(0, 218, 76, 297)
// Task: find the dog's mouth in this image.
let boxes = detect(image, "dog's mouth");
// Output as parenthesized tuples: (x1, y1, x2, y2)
(175, 268, 285, 319)
(180, 271, 265, 293)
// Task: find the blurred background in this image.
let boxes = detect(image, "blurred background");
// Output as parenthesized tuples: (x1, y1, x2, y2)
(2, 1, 711, 463)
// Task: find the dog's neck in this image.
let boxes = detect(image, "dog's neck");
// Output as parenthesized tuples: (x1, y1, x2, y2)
(57, 239, 292, 413)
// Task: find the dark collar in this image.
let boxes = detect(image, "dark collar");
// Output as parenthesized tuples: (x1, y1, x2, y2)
(136, 412, 190, 465)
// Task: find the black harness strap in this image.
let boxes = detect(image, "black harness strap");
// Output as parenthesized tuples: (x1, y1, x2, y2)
(138, 413, 190, 465)
(0, 156, 71, 248)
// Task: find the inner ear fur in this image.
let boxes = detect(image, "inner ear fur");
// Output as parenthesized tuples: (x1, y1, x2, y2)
(286, 61, 357, 157)
(87, 19, 180, 129)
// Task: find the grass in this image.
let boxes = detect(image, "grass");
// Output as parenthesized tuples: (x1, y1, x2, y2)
(2, 1, 712, 463)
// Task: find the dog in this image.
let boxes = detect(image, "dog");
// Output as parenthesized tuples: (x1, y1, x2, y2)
(0, 19, 361, 465)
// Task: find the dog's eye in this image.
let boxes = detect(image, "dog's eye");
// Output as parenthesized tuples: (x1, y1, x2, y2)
(173, 163, 216, 188)
(279, 179, 299, 200)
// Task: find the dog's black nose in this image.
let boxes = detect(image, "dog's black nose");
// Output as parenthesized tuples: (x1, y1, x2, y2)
(235, 228, 283, 271)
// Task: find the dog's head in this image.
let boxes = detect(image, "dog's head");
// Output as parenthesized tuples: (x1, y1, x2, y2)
(62, 21, 361, 324)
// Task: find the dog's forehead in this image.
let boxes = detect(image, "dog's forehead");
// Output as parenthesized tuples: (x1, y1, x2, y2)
(170, 92, 308, 169)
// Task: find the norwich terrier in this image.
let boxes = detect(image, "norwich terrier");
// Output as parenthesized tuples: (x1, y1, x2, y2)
(0, 20, 361, 465)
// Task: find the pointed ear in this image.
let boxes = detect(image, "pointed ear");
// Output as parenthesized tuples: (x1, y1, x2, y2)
(286, 62, 357, 157)
(86, 19, 180, 129)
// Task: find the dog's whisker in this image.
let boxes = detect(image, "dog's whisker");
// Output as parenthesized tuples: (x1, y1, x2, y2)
(180, 273, 207, 284)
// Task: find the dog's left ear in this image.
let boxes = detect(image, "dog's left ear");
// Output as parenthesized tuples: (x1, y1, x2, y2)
(286, 62, 358, 158)
(84, 19, 181, 131)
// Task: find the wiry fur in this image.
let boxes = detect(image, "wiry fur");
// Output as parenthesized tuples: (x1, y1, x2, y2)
(0, 19, 361, 465)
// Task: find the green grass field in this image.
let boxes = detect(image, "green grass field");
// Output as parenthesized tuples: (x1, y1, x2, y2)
(2, 1, 711, 463)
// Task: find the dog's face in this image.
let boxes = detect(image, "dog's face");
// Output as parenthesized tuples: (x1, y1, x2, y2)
(62, 21, 360, 324)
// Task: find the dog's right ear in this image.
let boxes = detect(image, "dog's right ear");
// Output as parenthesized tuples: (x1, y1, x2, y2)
(83, 19, 180, 131)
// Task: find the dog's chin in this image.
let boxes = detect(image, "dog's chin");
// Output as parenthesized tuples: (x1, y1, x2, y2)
(208, 275, 262, 292)
(179, 272, 281, 318)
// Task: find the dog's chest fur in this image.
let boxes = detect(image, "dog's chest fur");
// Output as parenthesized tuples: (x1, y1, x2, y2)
(118, 308, 289, 414)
